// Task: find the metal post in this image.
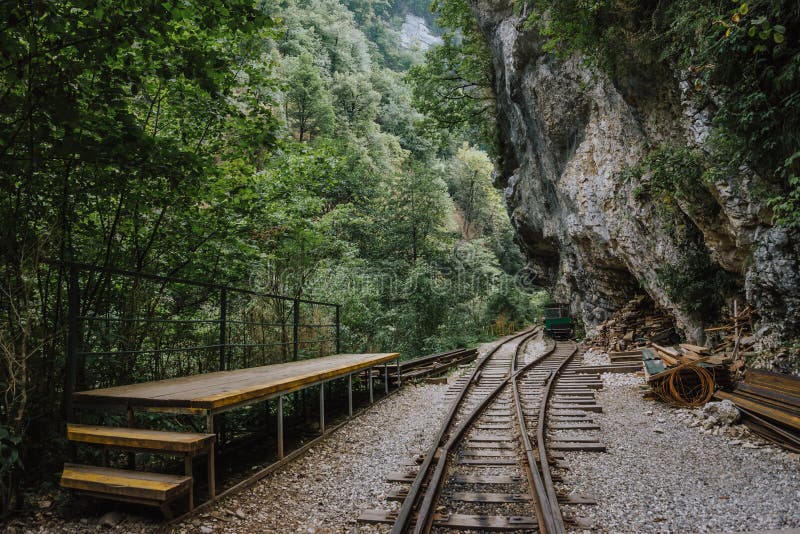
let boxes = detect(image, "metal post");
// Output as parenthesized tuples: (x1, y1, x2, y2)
(319, 382, 325, 434)
(127, 408, 136, 469)
(185, 454, 194, 510)
(218, 288, 228, 447)
(384, 362, 388, 394)
(335, 304, 341, 354)
(64, 263, 79, 422)
(277, 395, 284, 459)
(348, 374, 353, 417)
(219, 288, 227, 371)
(293, 299, 300, 361)
(733, 299, 740, 359)
(396, 357, 401, 387)
(205, 412, 215, 499)
(369, 367, 374, 403)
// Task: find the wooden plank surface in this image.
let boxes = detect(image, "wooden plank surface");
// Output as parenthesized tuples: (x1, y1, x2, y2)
(60, 463, 191, 501)
(73, 352, 398, 411)
(67, 424, 214, 453)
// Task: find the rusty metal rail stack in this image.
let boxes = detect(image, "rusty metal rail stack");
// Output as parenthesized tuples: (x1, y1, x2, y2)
(393, 348, 479, 383)
(359, 328, 604, 532)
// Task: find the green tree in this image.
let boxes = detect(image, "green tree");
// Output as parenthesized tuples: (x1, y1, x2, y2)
(378, 164, 453, 263)
(331, 72, 382, 129)
(448, 143, 495, 238)
(281, 53, 335, 141)
(407, 0, 496, 146)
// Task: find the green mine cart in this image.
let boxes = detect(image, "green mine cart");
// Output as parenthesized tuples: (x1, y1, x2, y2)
(544, 303, 573, 339)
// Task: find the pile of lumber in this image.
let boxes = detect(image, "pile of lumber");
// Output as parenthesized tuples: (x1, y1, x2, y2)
(642, 343, 733, 406)
(590, 296, 676, 352)
(703, 305, 757, 362)
(714, 369, 800, 452)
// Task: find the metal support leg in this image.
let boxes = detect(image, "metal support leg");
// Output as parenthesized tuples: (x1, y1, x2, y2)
(384, 363, 389, 394)
(319, 382, 325, 434)
(369, 367, 374, 403)
(126, 408, 136, 469)
(396, 357, 401, 387)
(277, 395, 284, 459)
(184, 455, 194, 511)
(205, 412, 216, 499)
(348, 374, 353, 417)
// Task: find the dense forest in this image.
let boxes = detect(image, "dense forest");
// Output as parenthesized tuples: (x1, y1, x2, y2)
(0, 0, 542, 514)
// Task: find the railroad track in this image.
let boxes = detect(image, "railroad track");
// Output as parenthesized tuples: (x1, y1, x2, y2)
(361, 328, 604, 532)
(395, 348, 479, 383)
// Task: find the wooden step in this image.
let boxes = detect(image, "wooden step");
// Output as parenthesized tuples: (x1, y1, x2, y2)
(68, 424, 214, 454)
(60, 463, 191, 504)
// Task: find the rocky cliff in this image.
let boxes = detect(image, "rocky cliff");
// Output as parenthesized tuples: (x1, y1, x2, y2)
(470, 0, 800, 347)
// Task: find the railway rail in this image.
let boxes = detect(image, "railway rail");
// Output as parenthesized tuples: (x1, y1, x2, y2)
(394, 348, 479, 382)
(361, 328, 604, 532)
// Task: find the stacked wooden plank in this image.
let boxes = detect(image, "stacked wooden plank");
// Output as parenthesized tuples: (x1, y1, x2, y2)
(714, 369, 800, 452)
(590, 296, 676, 353)
(703, 305, 757, 364)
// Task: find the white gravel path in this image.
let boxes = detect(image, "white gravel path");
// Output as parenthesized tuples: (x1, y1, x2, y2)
(562, 356, 800, 533)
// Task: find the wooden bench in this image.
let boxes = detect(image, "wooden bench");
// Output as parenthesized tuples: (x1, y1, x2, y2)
(63, 424, 216, 513)
(61, 463, 192, 519)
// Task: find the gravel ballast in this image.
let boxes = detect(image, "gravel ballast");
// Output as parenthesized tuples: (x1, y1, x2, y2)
(562, 351, 800, 533)
(173, 382, 449, 533)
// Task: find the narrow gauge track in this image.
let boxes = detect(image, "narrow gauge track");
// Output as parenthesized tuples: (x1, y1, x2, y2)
(390, 330, 579, 533)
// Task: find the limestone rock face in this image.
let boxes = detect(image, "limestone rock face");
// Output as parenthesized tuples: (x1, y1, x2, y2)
(471, 0, 800, 343)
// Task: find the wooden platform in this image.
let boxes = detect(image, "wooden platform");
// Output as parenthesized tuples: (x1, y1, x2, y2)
(73, 352, 399, 415)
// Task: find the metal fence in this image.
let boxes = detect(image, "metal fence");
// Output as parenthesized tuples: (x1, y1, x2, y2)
(61, 261, 340, 417)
